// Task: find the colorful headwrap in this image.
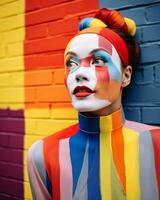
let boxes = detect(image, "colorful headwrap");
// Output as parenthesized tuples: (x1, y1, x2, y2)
(76, 8, 137, 66)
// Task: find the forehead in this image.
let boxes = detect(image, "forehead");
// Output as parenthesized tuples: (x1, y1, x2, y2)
(66, 33, 112, 58)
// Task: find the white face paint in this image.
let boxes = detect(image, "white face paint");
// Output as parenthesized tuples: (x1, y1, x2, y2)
(65, 33, 122, 112)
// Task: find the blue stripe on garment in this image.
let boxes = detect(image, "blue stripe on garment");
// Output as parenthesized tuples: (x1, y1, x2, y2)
(46, 171, 52, 196)
(78, 113, 100, 134)
(69, 130, 88, 195)
(87, 134, 101, 200)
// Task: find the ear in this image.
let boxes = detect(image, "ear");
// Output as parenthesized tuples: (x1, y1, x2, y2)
(121, 65, 132, 88)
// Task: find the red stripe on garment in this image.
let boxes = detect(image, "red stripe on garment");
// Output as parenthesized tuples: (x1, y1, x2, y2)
(43, 124, 79, 200)
(150, 129, 160, 199)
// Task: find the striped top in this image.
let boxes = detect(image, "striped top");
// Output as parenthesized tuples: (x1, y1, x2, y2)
(27, 109, 160, 200)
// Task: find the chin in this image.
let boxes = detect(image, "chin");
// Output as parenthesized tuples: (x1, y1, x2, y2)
(71, 94, 111, 112)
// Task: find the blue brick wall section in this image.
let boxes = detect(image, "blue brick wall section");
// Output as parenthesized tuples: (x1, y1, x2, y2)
(99, 0, 160, 125)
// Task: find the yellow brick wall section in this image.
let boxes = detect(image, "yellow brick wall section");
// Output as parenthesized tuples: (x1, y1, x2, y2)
(0, 0, 25, 109)
(24, 108, 78, 152)
(2, 28, 24, 43)
(0, 44, 6, 58)
(0, 0, 17, 5)
(7, 42, 23, 57)
(0, 1, 19, 17)
(0, 14, 24, 32)
(0, 72, 24, 87)
(0, 56, 24, 72)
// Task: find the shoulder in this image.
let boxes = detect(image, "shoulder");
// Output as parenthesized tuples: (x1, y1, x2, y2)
(27, 139, 44, 166)
(43, 123, 79, 147)
(124, 119, 160, 133)
(124, 120, 160, 150)
(42, 123, 79, 165)
(27, 140, 52, 198)
(27, 140, 49, 184)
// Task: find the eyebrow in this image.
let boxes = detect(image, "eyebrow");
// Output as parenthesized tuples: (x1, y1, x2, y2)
(65, 51, 78, 57)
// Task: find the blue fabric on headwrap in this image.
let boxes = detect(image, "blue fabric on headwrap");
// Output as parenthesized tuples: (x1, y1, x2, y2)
(79, 17, 93, 31)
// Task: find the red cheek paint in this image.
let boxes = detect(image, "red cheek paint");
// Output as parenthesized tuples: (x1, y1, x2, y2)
(95, 65, 110, 84)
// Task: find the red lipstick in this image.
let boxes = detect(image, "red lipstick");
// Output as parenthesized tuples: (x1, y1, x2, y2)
(73, 86, 94, 97)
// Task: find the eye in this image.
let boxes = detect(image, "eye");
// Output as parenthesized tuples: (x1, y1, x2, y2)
(66, 60, 79, 68)
(91, 58, 105, 66)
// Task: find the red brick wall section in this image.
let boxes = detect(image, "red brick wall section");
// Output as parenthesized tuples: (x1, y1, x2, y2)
(25, 0, 99, 109)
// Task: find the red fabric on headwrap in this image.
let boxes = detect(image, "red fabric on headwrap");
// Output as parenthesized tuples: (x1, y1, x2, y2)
(99, 28, 129, 66)
(94, 8, 129, 36)
(79, 27, 129, 66)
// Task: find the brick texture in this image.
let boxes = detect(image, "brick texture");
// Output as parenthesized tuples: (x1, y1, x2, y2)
(0, 109, 24, 199)
(24, 0, 99, 199)
(0, 0, 160, 199)
(99, 0, 160, 124)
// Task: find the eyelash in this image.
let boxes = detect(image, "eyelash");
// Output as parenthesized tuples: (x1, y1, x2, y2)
(66, 60, 79, 68)
(91, 57, 106, 64)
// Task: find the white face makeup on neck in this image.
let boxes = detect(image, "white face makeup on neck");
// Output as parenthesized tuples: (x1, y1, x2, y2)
(64, 33, 123, 112)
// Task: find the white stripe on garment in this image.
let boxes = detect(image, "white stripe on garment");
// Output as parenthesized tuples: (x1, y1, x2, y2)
(139, 131, 158, 200)
(73, 140, 89, 200)
(59, 138, 73, 200)
(27, 140, 52, 200)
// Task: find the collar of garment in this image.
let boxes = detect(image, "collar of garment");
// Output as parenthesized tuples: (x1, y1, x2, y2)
(78, 108, 125, 134)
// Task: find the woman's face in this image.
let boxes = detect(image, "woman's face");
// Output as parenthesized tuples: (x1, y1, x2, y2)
(64, 33, 123, 112)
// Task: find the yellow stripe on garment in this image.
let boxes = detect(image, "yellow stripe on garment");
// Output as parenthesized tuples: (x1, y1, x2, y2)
(100, 116, 112, 200)
(123, 128, 141, 200)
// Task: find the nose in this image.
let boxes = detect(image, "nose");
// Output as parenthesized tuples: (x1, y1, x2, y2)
(75, 74, 89, 82)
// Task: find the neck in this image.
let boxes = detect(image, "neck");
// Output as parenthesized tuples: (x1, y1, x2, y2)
(78, 107, 125, 134)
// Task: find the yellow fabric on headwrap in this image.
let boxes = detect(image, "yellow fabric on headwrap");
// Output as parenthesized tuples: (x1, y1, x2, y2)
(124, 17, 136, 36)
(90, 18, 107, 28)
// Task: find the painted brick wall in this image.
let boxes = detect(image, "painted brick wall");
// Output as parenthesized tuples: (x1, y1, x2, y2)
(0, 0, 25, 199)
(0, 0, 160, 199)
(0, 0, 99, 199)
(100, 0, 160, 125)
(24, 1, 99, 199)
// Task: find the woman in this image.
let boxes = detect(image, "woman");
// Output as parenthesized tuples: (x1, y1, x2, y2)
(27, 8, 160, 200)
